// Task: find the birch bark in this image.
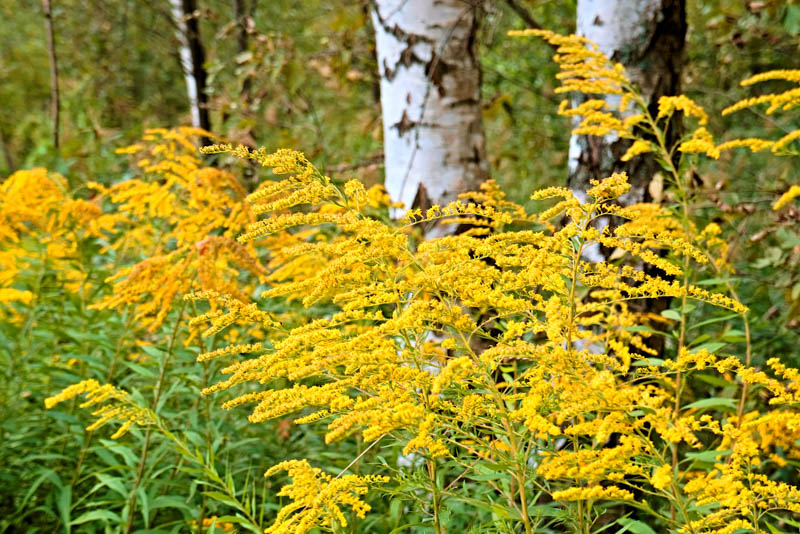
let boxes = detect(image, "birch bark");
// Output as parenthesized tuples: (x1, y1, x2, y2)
(169, 0, 211, 132)
(371, 0, 489, 231)
(570, 0, 686, 204)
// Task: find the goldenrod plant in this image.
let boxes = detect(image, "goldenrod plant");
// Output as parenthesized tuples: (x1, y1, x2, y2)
(2, 31, 797, 534)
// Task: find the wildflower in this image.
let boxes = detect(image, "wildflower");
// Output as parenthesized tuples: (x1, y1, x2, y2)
(264, 460, 388, 534)
(44, 379, 152, 439)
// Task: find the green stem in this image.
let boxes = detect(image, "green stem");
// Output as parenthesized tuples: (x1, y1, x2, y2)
(124, 300, 186, 534)
(427, 458, 445, 534)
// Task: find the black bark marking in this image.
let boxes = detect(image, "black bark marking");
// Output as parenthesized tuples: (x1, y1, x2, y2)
(392, 109, 416, 136)
(411, 181, 431, 213)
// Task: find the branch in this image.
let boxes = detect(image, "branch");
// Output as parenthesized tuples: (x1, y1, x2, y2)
(504, 0, 557, 50)
(327, 153, 384, 173)
(504, 0, 542, 30)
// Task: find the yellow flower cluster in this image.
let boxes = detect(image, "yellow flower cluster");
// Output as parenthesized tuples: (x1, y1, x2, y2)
(263, 460, 388, 534)
(88, 128, 265, 332)
(679, 127, 720, 159)
(551, 485, 634, 502)
(657, 95, 709, 125)
(44, 379, 152, 439)
(721, 69, 800, 157)
(508, 29, 628, 96)
(0, 168, 122, 306)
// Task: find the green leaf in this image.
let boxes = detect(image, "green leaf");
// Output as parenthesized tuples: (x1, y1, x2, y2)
(56, 486, 71, 534)
(661, 309, 682, 321)
(389, 522, 428, 533)
(694, 373, 731, 388)
(685, 449, 732, 463)
(137, 486, 150, 529)
(616, 518, 658, 534)
(765, 521, 789, 534)
(684, 397, 737, 411)
(784, 4, 800, 34)
(690, 342, 727, 354)
(121, 360, 156, 378)
(71, 509, 120, 525)
(624, 325, 659, 334)
(152, 495, 193, 512)
(138, 344, 165, 359)
(632, 357, 664, 367)
(21, 468, 62, 510)
(721, 328, 745, 340)
(203, 491, 239, 508)
(689, 313, 739, 330)
(695, 277, 740, 286)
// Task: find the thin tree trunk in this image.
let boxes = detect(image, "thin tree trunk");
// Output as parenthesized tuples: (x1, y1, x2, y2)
(169, 0, 211, 133)
(41, 0, 60, 149)
(0, 128, 14, 172)
(570, 0, 686, 205)
(371, 0, 489, 234)
(233, 0, 252, 105)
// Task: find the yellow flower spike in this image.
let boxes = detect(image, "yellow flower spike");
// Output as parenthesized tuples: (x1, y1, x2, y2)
(717, 138, 775, 153)
(620, 139, 654, 162)
(264, 460, 388, 534)
(657, 95, 708, 125)
(586, 172, 631, 199)
(551, 485, 635, 502)
(45, 379, 152, 438)
(679, 127, 720, 159)
(0, 288, 34, 305)
(771, 129, 800, 153)
(772, 185, 800, 210)
(650, 464, 673, 490)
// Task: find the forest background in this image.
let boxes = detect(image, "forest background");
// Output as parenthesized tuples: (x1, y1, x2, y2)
(1, 0, 800, 533)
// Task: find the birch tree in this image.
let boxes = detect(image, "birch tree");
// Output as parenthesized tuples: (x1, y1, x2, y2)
(170, 0, 211, 132)
(569, 0, 686, 349)
(570, 0, 686, 204)
(371, 0, 489, 230)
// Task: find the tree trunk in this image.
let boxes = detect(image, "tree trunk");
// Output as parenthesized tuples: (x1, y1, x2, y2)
(0, 127, 14, 172)
(371, 0, 489, 233)
(41, 0, 60, 149)
(233, 0, 256, 106)
(169, 0, 211, 133)
(570, 0, 686, 205)
(571, 1, 686, 354)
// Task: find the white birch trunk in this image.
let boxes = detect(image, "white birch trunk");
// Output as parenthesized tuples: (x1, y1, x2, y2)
(170, 0, 201, 128)
(371, 0, 488, 229)
(572, 0, 685, 349)
(570, 0, 685, 204)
